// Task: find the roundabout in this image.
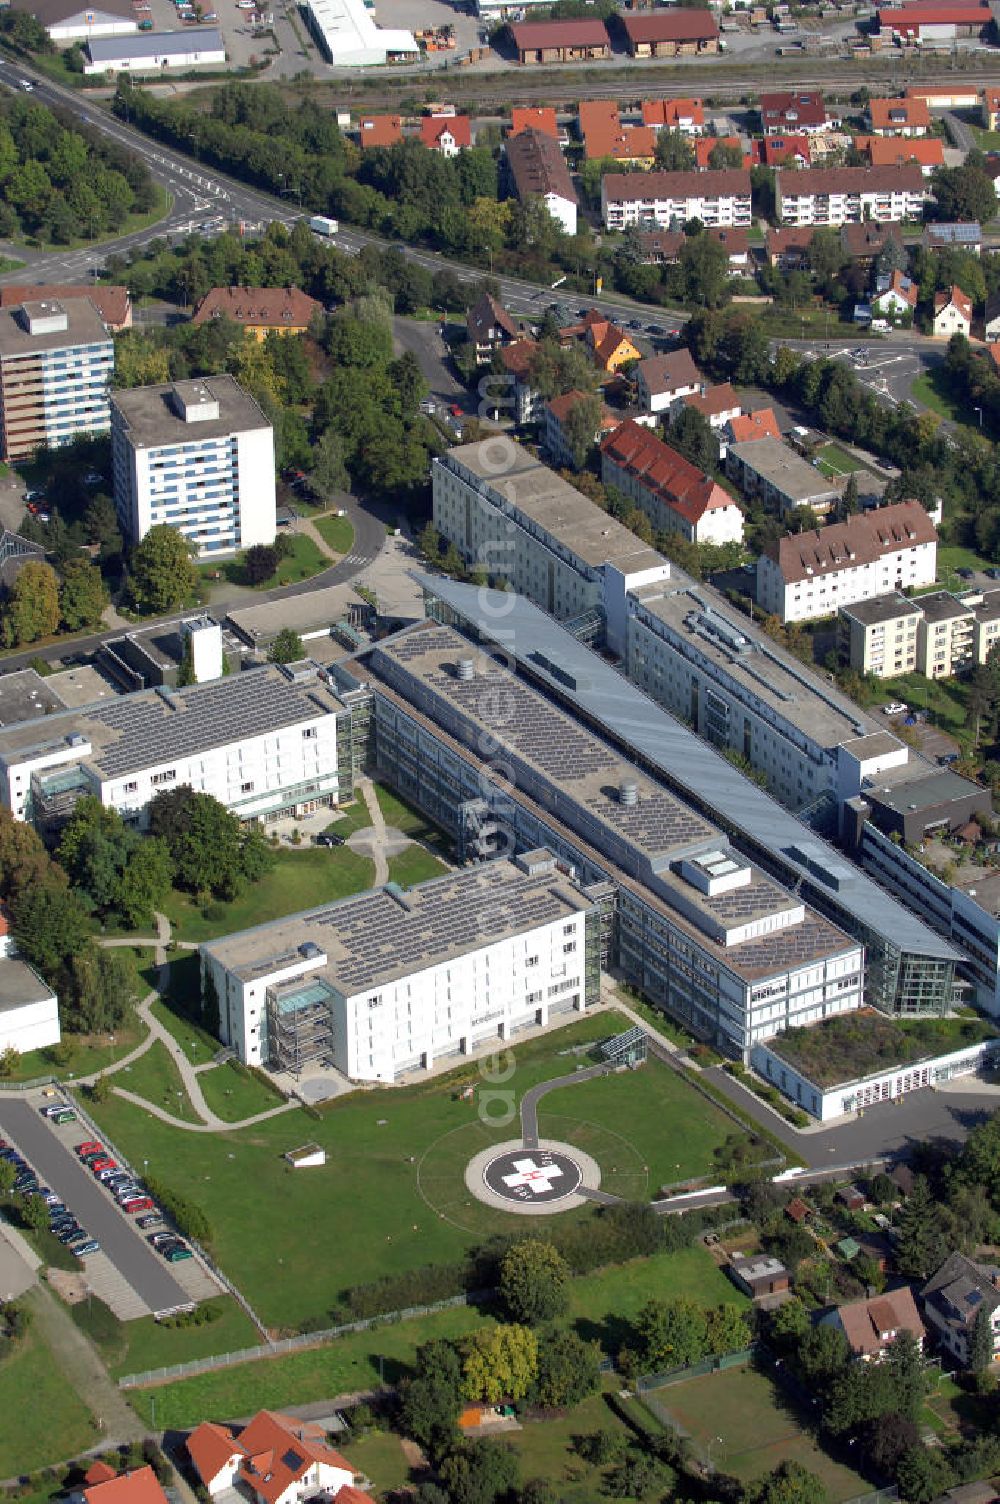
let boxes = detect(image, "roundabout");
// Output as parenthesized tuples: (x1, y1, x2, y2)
(465, 1137, 601, 1216)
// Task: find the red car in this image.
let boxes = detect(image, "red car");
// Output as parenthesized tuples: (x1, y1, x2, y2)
(122, 1197, 154, 1214)
(76, 1141, 102, 1156)
(90, 1158, 115, 1174)
(449, 404, 463, 418)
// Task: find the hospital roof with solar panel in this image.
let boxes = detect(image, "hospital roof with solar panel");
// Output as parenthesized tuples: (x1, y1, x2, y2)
(202, 853, 593, 995)
(0, 665, 345, 779)
(358, 620, 858, 982)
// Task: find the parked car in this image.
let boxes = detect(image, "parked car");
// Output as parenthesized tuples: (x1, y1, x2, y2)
(122, 1197, 155, 1214)
(938, 751, 960, 766)
(882, 702, 907, 716)
(52, 1109, 75, 1124)
(74, 1240, 100, 1256)
(77, 1141, 103, 1156)
(315, 833, 344, 847)
(40, 1102, 69, 1117)
(136, 1214, 164, 1229)
(956, 567, 975, 580)
(56, 1225, 84, 1242)
(166, 1245, 193, 1262)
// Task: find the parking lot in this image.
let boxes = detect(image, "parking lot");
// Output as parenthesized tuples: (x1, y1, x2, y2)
(0, 1095, 218, 1319)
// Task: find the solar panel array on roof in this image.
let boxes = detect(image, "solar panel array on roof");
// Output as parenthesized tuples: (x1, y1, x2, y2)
(83, 671, 337, 779)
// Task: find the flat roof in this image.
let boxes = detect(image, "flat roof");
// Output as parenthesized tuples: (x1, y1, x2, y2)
(869, 768, 987, 817)
(110, 374, 269, 449)
(438, 441, 667, 577)
(412, 576, 959, 962)
(0, 297, 109, 358)
(303, 0, 417, 62)
(87, 26, 223, 58)
(203, 855, 591, 995)
(363, 621, 858, 983)
(840, 730, 905, 761)
(730, 437, 840, 504)
(629, 579, 880, 750)
(917, 591, 970, 624)
(0, 669, 66, 728)
(226, 584, 374, 646)
(0, 664, 344, 781)
(840, 594, 923, 626)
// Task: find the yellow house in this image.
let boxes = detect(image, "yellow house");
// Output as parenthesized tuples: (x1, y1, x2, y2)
(560, 310, 642, 372)
(191, 286, 323, 342)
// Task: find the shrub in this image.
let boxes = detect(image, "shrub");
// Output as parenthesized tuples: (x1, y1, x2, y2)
(144, 1174, 211, 1245)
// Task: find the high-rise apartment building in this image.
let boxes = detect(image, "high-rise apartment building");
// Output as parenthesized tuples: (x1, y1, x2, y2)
(0, 298, 114, 461)
(110, 375, 275, 557)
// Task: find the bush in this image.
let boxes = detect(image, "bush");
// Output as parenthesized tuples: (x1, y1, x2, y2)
(158, 1302, 222, 1330)
(144, 1174, 211, 1246)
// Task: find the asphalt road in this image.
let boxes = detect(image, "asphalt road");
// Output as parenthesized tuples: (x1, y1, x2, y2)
(0, 1097, 189, 1313)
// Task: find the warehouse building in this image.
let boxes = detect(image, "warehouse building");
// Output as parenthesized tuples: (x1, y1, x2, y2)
(878, 4, 992, 41)
(9, 0, 136, 41)
(84, 27, 225, 72)
(201, 850, 601, 1079)
(620, 10, 719, 56)
(302, 0, 417, 66)
(508, 18, 610, 62)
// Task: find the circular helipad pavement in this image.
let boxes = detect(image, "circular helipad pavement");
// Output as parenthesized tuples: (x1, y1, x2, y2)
(465, 1138, 601, 1216)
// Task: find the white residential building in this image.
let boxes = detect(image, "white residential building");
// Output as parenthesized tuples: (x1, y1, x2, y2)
(635, 349, 702, 413)
(111, 376, 276, 559)
(922, 1253, 1000, 1369)
(431, 439, 671, 656)
(601, 168, 752, 230)
(0, 298, 114, 462)
(0, 663, 351, 830)
(187, 1412, 358, 1504)
(201, 851, 599, 1079)
(0, 913, 59, 1057)
(934, 285, 973, 338)
(757, 501, 939, 624)
(775, 165, 929, 226)
(506, 127, 579, 236)
(601, 419, 745, 547)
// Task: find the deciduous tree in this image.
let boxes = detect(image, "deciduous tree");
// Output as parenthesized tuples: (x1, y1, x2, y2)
(129, 524, 198, 615)
(268, 627, 304, 664)
(3, 561, 60, 646)
(499, 1241, 570, 1325)
(462, 1324, 538, 1404)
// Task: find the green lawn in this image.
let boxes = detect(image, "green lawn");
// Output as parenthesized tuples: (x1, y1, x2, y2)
(537, 1053, 748, 1192)
(970, 123, 1000, 150)
(0, 1290, 98, 1476)
(0, 1022, 149, 1085)
(198, 1060, 286, 1123)
(387, 845, 451, 888)
(126, 1305, 488, 1429)
(339, 1430, 414, 1496)
(160, 847, 375, 943)
(83, 1009, 740, 1331)
(150, 995, 221, 1063)
(83, 1295, 261, 1379)
(0, 255, 24, 275)
(877, 670, 971, 745)
(910, 369, 968, 426)
(313, 513, 355, 554)
(324, 797, 374, 836)
(938, 543, 996, 579)
(649, 1364, 869, 1501)
(376, 785, 447, 845)
(507, 1388, 647, 1504)
(202, 534, 329, 593)
(9, 184, 172, 254)
(814, 442, 877, 478)
(113, 1039, 199, 1122)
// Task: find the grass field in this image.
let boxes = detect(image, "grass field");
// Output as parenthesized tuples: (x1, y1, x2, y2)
(649, 1364, 868, 1501)
(813, 441, 876, 479)
(339, 1430, 413, 1496)
(910, 369, 968, 426)
(0, 1020, 149, 1084)
(85, 1010, 739, 1330)
(0, 1290, 98, 1476)
(566, 1247, 746, 1354)
(376, 785, 448, 847)
(126, 1304, 488, 1429)
(71, 1294, 261, 1379)
(113, 1039, 199, 1122)
(938, 543, 996, 579)
(149, 995, 220, 1063)
(325, 798, 373, 836)
(387, 846, 450, 888)
(160, 847, 374, 943)
(198, 1060, 285, 1123)
(877, 670, 971, 745)
(313, 514, 355, 554)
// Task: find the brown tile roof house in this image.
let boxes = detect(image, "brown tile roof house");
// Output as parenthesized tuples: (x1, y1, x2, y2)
(602, 166, 752, 206)
(830, 1287, 926, 1360)
(601, 418, 740, 542)
(777, 163, 926, 202)
(760, 90, 830, 133)
(621, 9, 719, 55)
(681, 381, 741, 423)
(766, 500, 938, 586)
(467, 291, 521, 362)
(765, 226, 816, 267)
(191, 286, 322, 335)
(841, 220, 904, 263)
(636, 348, 702, 401)
(509, 18, 610, 63)
(635, 226, 748, 266)
(785, 1195, 811, 1223)
(0, 284, 130, 331)
(506, 127, 579, 210)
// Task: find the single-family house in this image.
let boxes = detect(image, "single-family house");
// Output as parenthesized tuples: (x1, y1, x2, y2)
(578, 102, 656, 164)
(187, 1412, 363, 1504)
(694, 135, 753, 171)
(756, 135, 812, 169)
(634, 349, 702, 413)
(466, 291, 521, 365)
(419, 114, 472, 155)
(984, 291, 1000, 340)
(559, 309, 641, 373)
(841, 221, 904, 268)
(642, 97, 706, 134)
(921, 1251, 1000, 1368)
(676, 381, 741, 431)
(868, 96, 930, 136)
(81, 1467, 170, 1504)
(824, 1287, 926, 1361)
(509, 106, 559, 139)
(760, 90, 836, 136)
(872, 269, 918, 324)
(765, 226, 815, 269)
(358, 114, 403, 148)
(925, 222, 982, 256)
(725, 408, 781, 444)
(498, 340, 541, 424)
(934, 285, 973, 338)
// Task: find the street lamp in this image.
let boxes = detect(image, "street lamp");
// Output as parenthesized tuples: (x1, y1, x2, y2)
(975, 406, 984, 430)
(707, 1436, 724, 1472)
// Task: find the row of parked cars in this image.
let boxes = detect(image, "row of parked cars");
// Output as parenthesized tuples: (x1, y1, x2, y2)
(3, 1108, 99, 1258)
(75, 1138, 193, 1263)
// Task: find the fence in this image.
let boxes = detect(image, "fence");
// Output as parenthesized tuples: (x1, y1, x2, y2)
(0, 1074, 58, 1093)
(635, 1344, 757, 1396)
(117, 1293, 473, 1388)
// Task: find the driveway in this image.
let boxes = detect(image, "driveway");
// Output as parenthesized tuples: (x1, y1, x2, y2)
(0, 1097, 189, 1316)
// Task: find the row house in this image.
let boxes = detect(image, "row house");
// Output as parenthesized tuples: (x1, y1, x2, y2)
(775, 165, 929, 225)
(601, 167, 752, 230)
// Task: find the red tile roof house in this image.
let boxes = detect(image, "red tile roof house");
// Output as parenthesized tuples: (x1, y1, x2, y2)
(872, 269, 918, 323)
(76, 1467, 170, 1504)
(641, 97, 706, 134)
(726, 408, 781, 444)
(867, 95, 930, 136)
(544, 389, 618, 468)
(419, 114, 472, 156)
(602, 419, 745, 546)
(756, 135, 812, 169)
(187, 1412, 372, 1504)
(498, 338, 541, 424)
(933, 285, 973, 338)
(635, 349, 702, 413)
(822, 1287, 926, 1361)
(509, 106, 559, 139)
(358, 114, 403, 148)
(694, 135, 753, 171)
(760, 90, 837, 135)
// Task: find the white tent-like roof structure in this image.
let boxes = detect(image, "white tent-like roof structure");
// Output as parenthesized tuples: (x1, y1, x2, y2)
(303, 0, 417, 66)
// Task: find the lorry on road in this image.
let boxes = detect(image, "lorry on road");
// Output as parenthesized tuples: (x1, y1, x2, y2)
(309, 215, 339, 237)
